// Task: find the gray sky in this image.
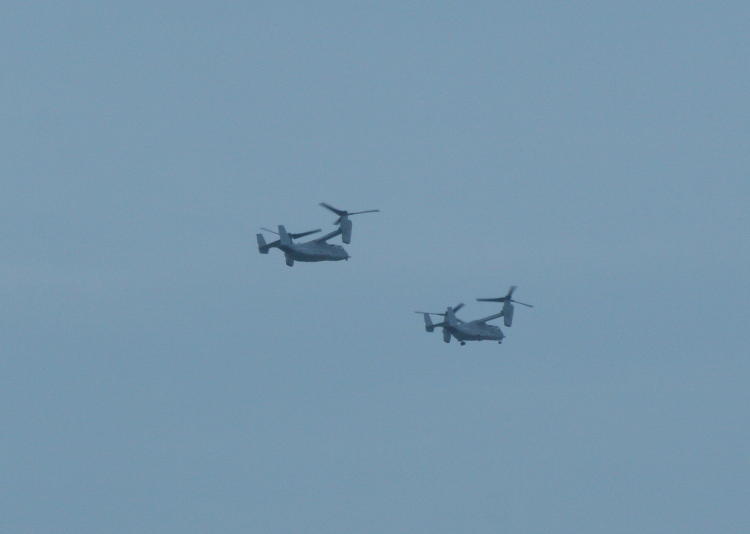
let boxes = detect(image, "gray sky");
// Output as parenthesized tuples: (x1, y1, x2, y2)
(2, 2, 748, 532)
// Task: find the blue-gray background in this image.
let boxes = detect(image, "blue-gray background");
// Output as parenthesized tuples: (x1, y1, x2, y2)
(2, 2, 748, 532)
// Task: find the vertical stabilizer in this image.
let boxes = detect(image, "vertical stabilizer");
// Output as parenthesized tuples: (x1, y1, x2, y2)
(277, 225, 292, 246)
(256, 234, 269, 254)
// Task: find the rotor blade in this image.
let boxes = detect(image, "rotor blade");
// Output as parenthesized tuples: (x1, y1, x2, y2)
(260, 227, 280, 235)
(314, 227, 343, 242)
(347, 209, 380, 216)
(511, 300, 534, 308)
(452, 303, 465, 313)
(414, 311, 446, 316)
(476, 297, 504, 302)
(319, 202, 346, 216)
(506, 285, 517, 298)
(289, 229, 321, 239)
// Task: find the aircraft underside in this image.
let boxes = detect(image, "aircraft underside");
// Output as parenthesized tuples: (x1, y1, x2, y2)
(450, 327, 503, 344)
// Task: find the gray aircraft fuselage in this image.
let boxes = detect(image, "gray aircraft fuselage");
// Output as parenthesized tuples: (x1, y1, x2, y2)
(444, 308, 505, 343)
(447, 320, 504, 342)
(278, 241, 349, 262)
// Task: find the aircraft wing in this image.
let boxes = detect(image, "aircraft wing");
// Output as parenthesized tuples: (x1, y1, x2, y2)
(314, 227, 343, 242)
(476, 311, 504, 324)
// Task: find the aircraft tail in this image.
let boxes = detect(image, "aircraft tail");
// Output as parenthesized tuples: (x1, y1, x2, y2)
(257, 233, 270, 254)
(277, 225, 292, 246)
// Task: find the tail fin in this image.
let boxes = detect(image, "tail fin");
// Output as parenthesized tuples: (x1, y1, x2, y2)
(257, 234, 270, 254)
(277, 225, 292, 246)
(422, 313, 435, 332)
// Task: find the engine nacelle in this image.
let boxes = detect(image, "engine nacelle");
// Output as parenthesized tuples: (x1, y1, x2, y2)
(503, 302, 514, 327)
(422, 313, 435, 332)
(340, 218, 353, 244)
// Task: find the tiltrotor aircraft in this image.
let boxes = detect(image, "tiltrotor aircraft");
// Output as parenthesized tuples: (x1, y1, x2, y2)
(415, 303, 506, 345)
(257, 203, 379, 267)
(476, 286, 534, 327)
(257, 226, 348, 266)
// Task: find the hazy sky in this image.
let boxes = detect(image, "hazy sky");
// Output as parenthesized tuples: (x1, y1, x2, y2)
(2, 2, 748, 533)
